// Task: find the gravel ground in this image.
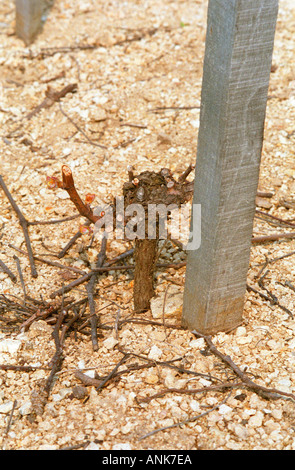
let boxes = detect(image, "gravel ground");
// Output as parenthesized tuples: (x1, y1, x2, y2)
(0, 0, 295, 450)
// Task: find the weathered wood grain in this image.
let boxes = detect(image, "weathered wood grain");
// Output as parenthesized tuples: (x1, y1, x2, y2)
(182, 0, 279, 334)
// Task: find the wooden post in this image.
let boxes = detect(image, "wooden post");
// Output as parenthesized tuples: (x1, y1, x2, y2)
(182, 0, 279, 335)
(15, 0, 51, 45)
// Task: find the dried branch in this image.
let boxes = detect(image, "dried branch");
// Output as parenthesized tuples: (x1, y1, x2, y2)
(252, 232, 295, 243)
(33, 45, 97, 59)
(57, 221, 91, 258)
(86, 236, 107, 351)
(138, 391, 233, 441)
(0, 259, 17, 283)
(256, 191, 274, 198)
(192, 331, 295, 402)
(148, 106, 200, 113)
(6, 83, 77, 137)
(95, 353, 130, 392)
(137, 381, 243, 404)
(0, 176, 37, 278)
(29, 214, 80, 226)
(9, 244, 86, 275)
(13, 255, 26, 301)
(0, 364, 50, 372)
(178, 163, 195, 183)
(257, 272, 293, 318)
(30, 308, 66, 418)
(58, 102, 107, 149)
(74, 370, 102, 387)
(1, 399, 17, 450)
(255, 209, 295, 229)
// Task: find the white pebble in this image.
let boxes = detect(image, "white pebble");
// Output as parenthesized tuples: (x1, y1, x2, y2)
(233, 424, 249, 440)
(103, 336, 118, 351)
(85, 441, 101, 450)
(0, 401, 14, 414)
(218, 404, 233, 415)
(148, 345, 163, 360)
(112, 443, 132, 450)
(190, 400, 201, 412)
(248, 410, 264, 427)
(235, 326, 247, 336)
(0, 339, 22, 355)
(121, 421, 133, 434)
(19, 401, 32, 416)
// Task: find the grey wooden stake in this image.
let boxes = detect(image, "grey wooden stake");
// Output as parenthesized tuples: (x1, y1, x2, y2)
(15, 0, 50, 45)
(182, 0, 279, 335)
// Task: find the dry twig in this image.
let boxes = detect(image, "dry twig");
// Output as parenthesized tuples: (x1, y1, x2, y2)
(192, 331, 295, 401)
(86, 236, 107, 351)
(0, 176, 37, 277)
(0, 259, 17, 283)
(58, 102, 107, 149)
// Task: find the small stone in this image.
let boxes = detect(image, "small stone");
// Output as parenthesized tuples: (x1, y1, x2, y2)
(92, 95, 109, 105)
(84, 369, 96, 379)
(0, 401, 14, 414)
(236, 336, 252, 345)
(102, 336, 118, 351)
(85, 441, 101, 450)
(52, 388, 72, 402)
(233, 424, 249, 440)
(190, 400, 201, 412)
(62, 147, 71, 156)
(157, 132, 172, 145)
(189, 338, 204, 349)
(265, 419, 281, 434)
(200, 378, 213, 388)
(71, 386, 88, 400)
(148, 345, 163, 360)
(0, 339, 22, 355)
(206, 396, 219, 406)
(235, 326, 247, 337)
(218, 404, 233, 415)
(77, 359, 86, 370)
(277, 378, 292, 393)
(121, 421, 133, 434)
(94, 429, 106, 441)
(150, 285, 183, 319)
(255, 196, 272, 209)
(145, 374, 159, 384)
(163, 370, 187, 389)
(112, 443, 132, 450)
(271, 409, 283, 420)
(226, 440, 241, 450)
(19, 400, 32, 416)
(94, 31, 116, 47)
(90, 107, 107, 122)
(248, 410, 264, 427)
(56, 189, 70, 200)
(190, 119, 199, 128)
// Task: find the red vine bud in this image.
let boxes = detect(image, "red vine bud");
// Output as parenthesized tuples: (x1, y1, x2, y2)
(85, 193, 96, 204)
(79, 225, 93, 235)
(46, 176, 59, 189)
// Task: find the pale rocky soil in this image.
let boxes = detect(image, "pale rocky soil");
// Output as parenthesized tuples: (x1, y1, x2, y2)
(0, 0, 295, 450)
